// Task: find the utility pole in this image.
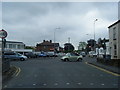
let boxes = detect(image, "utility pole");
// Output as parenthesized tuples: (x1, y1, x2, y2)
(93, 19, 98, 52)
(54, 27, 60, 56)
(68, 37, 70, 43)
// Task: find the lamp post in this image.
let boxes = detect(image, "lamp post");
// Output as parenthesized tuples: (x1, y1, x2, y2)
(54, 27, 60, 55)
(93, 19, 98, 51)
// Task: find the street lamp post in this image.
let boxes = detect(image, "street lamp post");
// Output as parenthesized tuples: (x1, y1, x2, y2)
(54, 27, 60, 55)
(93, 19, 98, 51)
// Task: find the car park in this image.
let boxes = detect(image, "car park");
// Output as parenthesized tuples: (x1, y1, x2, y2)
(24, 52, 37, 58)
(4, 52, 27, 61)
(61, 53, 82, 62)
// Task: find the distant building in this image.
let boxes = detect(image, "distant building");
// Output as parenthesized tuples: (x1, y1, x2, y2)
(108, 20, 120, 59)
(0, 41, 25, 49)
(35, 40, 60, 52)
(0, 40, 33, 54)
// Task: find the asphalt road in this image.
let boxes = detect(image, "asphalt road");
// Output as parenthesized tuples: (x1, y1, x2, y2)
(3, 57, 119, 88)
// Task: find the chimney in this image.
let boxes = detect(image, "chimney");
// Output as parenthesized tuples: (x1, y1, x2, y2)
(50, 40, 52, 43)
(43, 40, 45, 42)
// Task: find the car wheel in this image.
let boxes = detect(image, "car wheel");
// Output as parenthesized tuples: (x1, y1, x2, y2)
(64, 58, 69, 62)
(77, 58, 82, 62)
(20, 58, 25, 61)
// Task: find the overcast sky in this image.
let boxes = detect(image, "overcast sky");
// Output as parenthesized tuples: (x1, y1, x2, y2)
(1, 2, 118, 49)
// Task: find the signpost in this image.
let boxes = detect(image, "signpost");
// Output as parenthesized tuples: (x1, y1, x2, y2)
(0, 29, 8, 72)
(0, 29, 7, 50)
(0, 29, 7, 52)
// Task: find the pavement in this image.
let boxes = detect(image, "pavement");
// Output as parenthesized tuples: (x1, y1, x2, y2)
(86, 57, 120, 75)
(2, 66, 18, 84)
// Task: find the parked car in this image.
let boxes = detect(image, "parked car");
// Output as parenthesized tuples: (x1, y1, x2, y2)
(47, 52, 57, 57)
(4, 52, 27, 61)
(57, 53, 66, 57)
(80, 52, 86, 57)
(89, 51, 97, 57)
(24, 52, 37, 58)
(38, 52, 47, 57)
(61, 53, 83, 62)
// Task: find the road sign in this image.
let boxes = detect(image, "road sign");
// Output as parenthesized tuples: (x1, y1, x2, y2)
(0, 29, 7, 39)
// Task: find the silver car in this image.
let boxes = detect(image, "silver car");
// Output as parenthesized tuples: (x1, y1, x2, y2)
(61, 53, 83, 62)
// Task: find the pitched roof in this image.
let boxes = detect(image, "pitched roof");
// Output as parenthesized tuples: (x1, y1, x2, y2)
(108, 20, 120, 28)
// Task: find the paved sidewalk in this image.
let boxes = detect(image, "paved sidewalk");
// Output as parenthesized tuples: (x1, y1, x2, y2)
(2, 66, 18, 83)
(87, 57, 120, 74)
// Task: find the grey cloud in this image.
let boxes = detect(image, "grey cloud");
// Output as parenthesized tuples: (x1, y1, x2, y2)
(2, 2, 118, 49)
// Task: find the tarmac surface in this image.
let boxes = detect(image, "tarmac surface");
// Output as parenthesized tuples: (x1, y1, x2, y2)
(2, 57, 120, 89)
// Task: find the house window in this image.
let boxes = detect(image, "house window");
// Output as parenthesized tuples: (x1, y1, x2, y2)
(9, 44, 12, 48)
(114, 44, 117, 56)
(114, 50, 117, 56)
(18, 45, 21, 49)
(113, 27, 116, 40)
(114, 44, 117, 49)
(12, 44, 16, 49)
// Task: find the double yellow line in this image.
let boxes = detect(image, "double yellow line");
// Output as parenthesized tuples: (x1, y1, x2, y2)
(85, 62, 120, 76)
(14, 66, 21, 77)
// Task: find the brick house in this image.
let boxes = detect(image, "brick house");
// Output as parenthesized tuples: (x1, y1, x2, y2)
(35, 40, 59, 52)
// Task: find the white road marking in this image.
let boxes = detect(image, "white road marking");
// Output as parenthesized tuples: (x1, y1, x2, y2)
(101, 84, 105, 85)
(54, 83, 58, 85)
(66, 83, 70, 85)
(77, 83, 81, 85)
(33, 84, 36, 86)
(43, 83, 47, 86)
(90, 83, 94, 85)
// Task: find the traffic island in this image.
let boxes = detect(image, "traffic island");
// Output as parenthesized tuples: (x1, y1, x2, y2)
(2, 66, 18, 83)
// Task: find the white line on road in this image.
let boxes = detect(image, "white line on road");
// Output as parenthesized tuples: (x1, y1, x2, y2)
(101, 84, 105, 86)
(33, 84, 36, 86)
(90, 83, 94, 85)
(66, 83, 70, 85)
(54, 83, 58, 85)
(77, 83, 82, 85)
(43, 83, 47, 86)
